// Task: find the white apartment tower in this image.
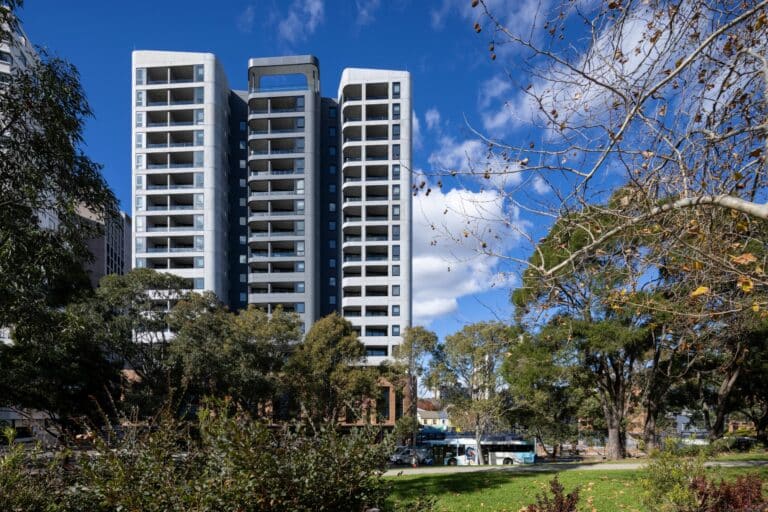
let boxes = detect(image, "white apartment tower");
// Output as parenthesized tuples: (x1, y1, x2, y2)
(131, 52, 412, 364)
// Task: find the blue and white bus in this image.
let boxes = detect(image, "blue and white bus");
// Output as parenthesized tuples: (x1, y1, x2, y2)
(426, 436, 536, 465)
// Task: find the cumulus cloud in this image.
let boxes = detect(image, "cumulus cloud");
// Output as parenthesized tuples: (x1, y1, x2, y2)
(412, 110, 423, 150)
(278, 0, 324, 44)
(355, 0, 381, 26)
(237, 5, 256, 33)
(411, 185, 525, 325)
(532, 176, 550, 195)
(425, 108, 441, 131)
(428, 136, 523, 191)
(431, 0, 549, 34)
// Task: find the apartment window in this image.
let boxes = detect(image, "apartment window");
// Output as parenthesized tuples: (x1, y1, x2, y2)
(329, 258, 336, 268)
(194, 215, 204, 229)
(194, 172, 204, 187)
(297, 200, 305, 213)
(194, 131, 204, 146)
(194, 278, 204, 290)
(193, 151, 204, 167)
(329, 165, 337, 175)
(296, 261, 305, 272)
(329, 221, 336, 231)
(392, 305, 400, 316)
(393, 325, 401, 336)
(392, 265, 400, 276)
(392, 285, 400, 296)
(295, 138, 305, 151)
(135, 90, 144, 107)
(329, 106, 337, 118)
(329, 277, 337, 287)
(392, 124, 400, 140)
(194, 87, 204, 104)
(135, 112, 144, 128)
(329, 184, 337, 193)
(329, 202, 336, 212)
(295, 158, 306, 172)
(297, 220, 305, 235)
(136, 237, 145, 252)
(239, 140, 246, 150)
(195, 109, 205, 125)
(296, 282, 305, 293)
(393, 245, 400, 261)
(392, 144, 401, 159)
(392, 164, 400, 179)
(329, 146, 337, 156)
(135, 196, 144, 211)
(239, 274, 246, 283)
(194, 236, 204, 251)
(239, 292, 247, 302)
(194, 256, 204, 268)
(135, 175, 143, 189)
(135, 257, 146, 268)
(239, 160, 246, 169)
(135, 216, 145, 231)
(194, 64, 204, 82)
(296, 117, 305, 129)
(329, 126, 337, 137)
(392, 82, 401, 98)
(297, 241, 305, 256)
(135, 133, 143, 149)
(239, 178, 246, 187)
(135, 68, 145, 85)
(393, 185, 400, 200)
(329, 239, 336, 249)
(194, 194, 204, 209)
(239, 217, 246, 226)
(239, 255, 247, 264)
(135, 154, 144, 170)
(329, 296, 337, 305)
(239, 236, 246, 245)
(296, 302, 305, 313)
(392, 205, 400, 220)
(393, 225, 400, 241)
(393, 103, 401, 120)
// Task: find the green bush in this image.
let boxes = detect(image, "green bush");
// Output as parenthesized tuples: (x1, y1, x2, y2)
(0, 401, 412, 512)
(641, 441, 707, 512)
(523, 477, 580, 512)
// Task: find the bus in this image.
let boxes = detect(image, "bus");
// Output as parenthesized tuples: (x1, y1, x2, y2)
(426, 436, 536, 466)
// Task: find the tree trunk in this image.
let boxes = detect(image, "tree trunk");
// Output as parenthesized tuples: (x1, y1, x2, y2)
(605, 409, 625, 460)
(756, 415, 768, 447)
(643, 403, 659, 452)
(475, 427, 483, 465)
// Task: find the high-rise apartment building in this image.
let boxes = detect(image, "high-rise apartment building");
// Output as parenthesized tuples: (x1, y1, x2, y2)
(132, 51, 411, 362)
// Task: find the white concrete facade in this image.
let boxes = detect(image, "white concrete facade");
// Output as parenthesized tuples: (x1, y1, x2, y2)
(338, 68, 412, 364)
(132, 51, 229, 300)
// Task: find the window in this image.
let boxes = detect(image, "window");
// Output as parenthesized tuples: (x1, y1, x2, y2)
(393, 245, 400, 261)
(239, 274, 246, 283)
(393, 325, 401, 336)
(194, 256, 204, 268)
(239, 160, 246, 169)
(329, 202, 336, 212)
(240, 292, 247, 302)
(392, 144, 401, 159)
(329, 146, 337, 156)
(392, 164, 400, 179)
(297, 179, 305, 194)
(296, 282, 305, 293)
(392, 305, 400, 316)
(239, 255, 246, 264)
(393, 225, 400, 241)
(239, 140, 246, 150)
(392, 124, 400, 139)
(195, 109, 205, 125)
(328, 221, 336, 231)
(392, 265, 400, 276)
(194, 236, 204, 251)
(297, 241, 305, 256)
(296, 117, 305, 129)
(135, 154, 144, 170)
(194, 172, 204, 187)
(193, 151, 204, 167)
(194, 87, 204, 104)
(329, 184, 337, 193)
(135, 196, 144, 211)
(296, 261, 305, 272)
(135, 237, 145, 252)
(135, 112, 144, 128)
(239, 178, 246, 187)
(329, 106, 337, 118)
(329, 165, 337, 175)
(329, 126, 337, 137)
(195, 130, 204, 146)
(135, 257, 146, 268)
(135, 133, 143, 148)
(135, 175, 143, 189)
(295, 138, 305, 151)
(329, 258, 336, 268)
(194, 64, 204, 82)
(393, 285, 400, 296)
(135, 90, 144, 107)
(239, 217, 246, 226)
(392, 205, 400, 220)
(329, 296, 336, 305)
(135, 216, 145, 231)
(296, 220, 305, 235)
(135, 67, 145, 85)
(393, 103, 401, 120)
(239, 236, 246, 245)
(392, 82, 401, 98)
(295, 158, 306, 172)
(296, 302, 305, 313)
(194, 215, 204, 229)
(393, 185, 400, 200)
(329, 277, 337, 287)
(194, 194, 204, 209)
(194, 278, 205, 290)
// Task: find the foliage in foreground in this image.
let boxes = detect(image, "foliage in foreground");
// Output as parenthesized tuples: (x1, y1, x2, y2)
(523, 477, 579, 512)
(0, 401, 427, 512)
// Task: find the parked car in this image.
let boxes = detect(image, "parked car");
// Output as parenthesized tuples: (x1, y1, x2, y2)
(390, 446, 433, 465)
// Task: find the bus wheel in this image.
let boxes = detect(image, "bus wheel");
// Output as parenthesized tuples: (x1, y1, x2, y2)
(447, 458, 457, 466)
(503, 458, 513, 465)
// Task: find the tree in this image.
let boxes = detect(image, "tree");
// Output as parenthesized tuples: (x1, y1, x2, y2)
(431, 321, 513, 465)
(391, 326, 438, 445)
(0, 2, 116, 326)
(284, 313, 377, 425)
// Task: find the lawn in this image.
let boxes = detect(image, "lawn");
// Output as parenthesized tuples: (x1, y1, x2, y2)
(387, 466, 768, 512)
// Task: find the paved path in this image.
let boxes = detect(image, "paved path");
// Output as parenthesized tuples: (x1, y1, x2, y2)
(383, 459, 768, 477)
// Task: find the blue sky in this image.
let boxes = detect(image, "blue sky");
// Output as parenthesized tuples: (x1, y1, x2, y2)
(18, 0, 560, 340)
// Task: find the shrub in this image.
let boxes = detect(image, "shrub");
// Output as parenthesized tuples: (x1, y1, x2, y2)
(524, 477, 580, 512)
(641, 441, 707, 512)
(690, 474, 768, 512)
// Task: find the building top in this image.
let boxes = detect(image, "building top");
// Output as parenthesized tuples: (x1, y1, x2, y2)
(248, 55, 319, 69)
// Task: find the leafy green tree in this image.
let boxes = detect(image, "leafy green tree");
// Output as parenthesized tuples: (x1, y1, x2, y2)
(285, 312, 376, 425)
(431, 321, 514, 465)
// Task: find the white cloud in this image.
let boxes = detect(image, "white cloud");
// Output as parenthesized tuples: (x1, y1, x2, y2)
(237, 5, 256, 33)
(431, 0, 549, 36)
(411, 185, 525, 325)
(355, 0, 381, 26)
(278, 0, 324, 44)
(425, 108, 441, 131)
(412, 110, 423, 150)
(428, 136, 523, 191)
(532, 176, 550, 195)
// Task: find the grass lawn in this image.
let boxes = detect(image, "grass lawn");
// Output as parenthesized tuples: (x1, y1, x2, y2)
(387, 466, 768, 512)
